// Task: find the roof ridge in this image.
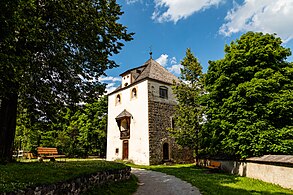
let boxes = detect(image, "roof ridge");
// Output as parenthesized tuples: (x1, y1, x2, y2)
(109, 58, 180, 95)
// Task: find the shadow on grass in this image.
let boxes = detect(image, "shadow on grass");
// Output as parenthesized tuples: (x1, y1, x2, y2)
(141, 165, 293, 195)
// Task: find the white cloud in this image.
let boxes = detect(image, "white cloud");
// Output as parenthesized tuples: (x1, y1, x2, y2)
(170, 57, 177, 65)
(156, 54, 169, 66)
(156, 54, 182, 75)
(167, 56, 182, 75)
(167, 64, 183, 75)
(98, 76, 121, 94)
(152, 0, 223, 23)
(98, 76, 121, 83)
(220, 0, 293, 42)
(105, 83, 118, 94)
(125, 0, 140, 4)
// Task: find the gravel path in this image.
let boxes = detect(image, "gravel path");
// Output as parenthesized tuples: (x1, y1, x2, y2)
(132, 168, 201, 195)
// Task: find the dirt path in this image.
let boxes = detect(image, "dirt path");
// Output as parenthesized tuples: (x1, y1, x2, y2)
(132, 168, 201, 195)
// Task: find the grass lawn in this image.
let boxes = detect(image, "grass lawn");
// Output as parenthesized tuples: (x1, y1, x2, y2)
(130, 164, 293, 195)
(0, 160, 131, 193)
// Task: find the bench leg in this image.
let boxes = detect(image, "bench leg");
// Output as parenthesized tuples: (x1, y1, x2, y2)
(38, 157, 43, 162)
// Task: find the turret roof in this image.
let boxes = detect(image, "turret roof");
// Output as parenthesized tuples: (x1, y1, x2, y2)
(110, 58, 179, 95)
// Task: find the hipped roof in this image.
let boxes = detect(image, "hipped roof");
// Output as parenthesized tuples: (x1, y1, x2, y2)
(110, 58, 180, 95)
(115, 109, 132, 120)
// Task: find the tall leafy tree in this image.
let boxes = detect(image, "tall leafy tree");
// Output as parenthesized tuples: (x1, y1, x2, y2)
(205, 32, 293, 159)
(0, 0, 133, 162)
(169, 48, 205, 163)
(63, 96, 108, 157)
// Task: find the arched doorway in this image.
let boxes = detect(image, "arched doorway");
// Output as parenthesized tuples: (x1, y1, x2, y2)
(163, 143, 169, 161)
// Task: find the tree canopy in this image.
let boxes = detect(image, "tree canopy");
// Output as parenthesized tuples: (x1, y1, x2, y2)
(204, 32, 293, 159)
(15, 96, 108, 157)
(0, 0, 133, 162)
(169, 48, 205, 162)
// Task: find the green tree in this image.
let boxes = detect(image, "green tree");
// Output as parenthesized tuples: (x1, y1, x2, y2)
(63, 96, 108, 157)
(204, 32, 293, 159)
(169, 48, 205, 163)
(16, 96, 108, 157)
(0, 0, 133, 162)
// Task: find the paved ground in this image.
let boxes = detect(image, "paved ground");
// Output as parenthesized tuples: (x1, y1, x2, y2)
(132, 168, 201, 195)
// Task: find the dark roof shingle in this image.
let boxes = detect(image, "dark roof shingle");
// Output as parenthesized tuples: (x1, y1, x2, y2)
(109, 58, 179, 95)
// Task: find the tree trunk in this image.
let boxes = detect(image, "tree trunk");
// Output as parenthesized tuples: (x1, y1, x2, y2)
(195, 128, 199, 165)
(0, 92, 18, 163)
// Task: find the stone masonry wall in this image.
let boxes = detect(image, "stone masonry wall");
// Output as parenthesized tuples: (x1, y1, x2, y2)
(7, 166, 131, 195)
(219, 160, 293, 189)
(148, 81, 194, 165)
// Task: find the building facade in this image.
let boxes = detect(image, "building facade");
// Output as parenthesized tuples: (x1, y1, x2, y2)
(106, 58, 193, 165)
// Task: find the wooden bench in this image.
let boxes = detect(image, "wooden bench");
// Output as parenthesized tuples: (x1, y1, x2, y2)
(207, 161, 221, 169)
(37, 147, 65, 161)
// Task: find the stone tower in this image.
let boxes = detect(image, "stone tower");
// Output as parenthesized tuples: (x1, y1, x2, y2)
(106, 57, 193, 165)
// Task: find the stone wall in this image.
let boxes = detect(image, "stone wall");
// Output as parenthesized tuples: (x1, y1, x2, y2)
(219, 160, 293, 189)
(8, 166, 131, 195)
(148, 82, 194, 165)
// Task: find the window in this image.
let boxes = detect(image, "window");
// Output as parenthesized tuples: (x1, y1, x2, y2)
(116, 94, 121, 105)
(159, 86, 168, 99)
(131, 88, 137, 99)
(121, 119, 129, 131)
(171, 117, 175, 129)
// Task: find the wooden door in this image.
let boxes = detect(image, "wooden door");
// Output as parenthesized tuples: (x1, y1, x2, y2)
(122, 140, 129, 160)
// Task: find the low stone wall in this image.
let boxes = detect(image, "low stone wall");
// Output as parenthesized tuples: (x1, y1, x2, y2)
(7, 166, 131, 195)
(219, 160, 293, 189)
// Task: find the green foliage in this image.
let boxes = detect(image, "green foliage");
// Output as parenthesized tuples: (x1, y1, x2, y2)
(169, 49, 205, 155)
(1, 0, 133, 112)
(0, 0, 133, 161)
(0, 160, 127, 193)
(63, 96, 108, 157)
(15, 97, 108, 157)
(204, 32, 293, 159)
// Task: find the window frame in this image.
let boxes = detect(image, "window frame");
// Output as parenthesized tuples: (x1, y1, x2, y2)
(159, 86, 168, 99)
(116, 94, 121, 105)
(131, 87, 137, 99)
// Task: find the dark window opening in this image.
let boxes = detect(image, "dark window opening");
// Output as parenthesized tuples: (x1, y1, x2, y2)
(159, 86, 168, 99)
(116, 94, 121, 104)
(163, 143, 169, 160)
(171, 117, 175, 129)
(132, 88, 137, 98)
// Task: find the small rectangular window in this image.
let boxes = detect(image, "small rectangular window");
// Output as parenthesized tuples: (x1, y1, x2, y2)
(159, 86, 168, 99)
(171, 117, 175, 129)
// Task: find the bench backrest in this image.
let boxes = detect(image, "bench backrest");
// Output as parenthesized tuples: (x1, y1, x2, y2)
(37, 147, 58, 155)
(211, 161, 221, 167)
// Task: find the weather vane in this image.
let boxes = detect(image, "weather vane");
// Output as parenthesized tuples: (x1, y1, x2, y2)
(149, 46, 153, 59)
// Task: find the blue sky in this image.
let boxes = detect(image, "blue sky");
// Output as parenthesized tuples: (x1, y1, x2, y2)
(101, 0, 293, 93)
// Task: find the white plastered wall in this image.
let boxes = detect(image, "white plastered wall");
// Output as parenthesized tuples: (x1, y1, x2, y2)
(121, 73, 132, 88)
(106, 80, 150, 165)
